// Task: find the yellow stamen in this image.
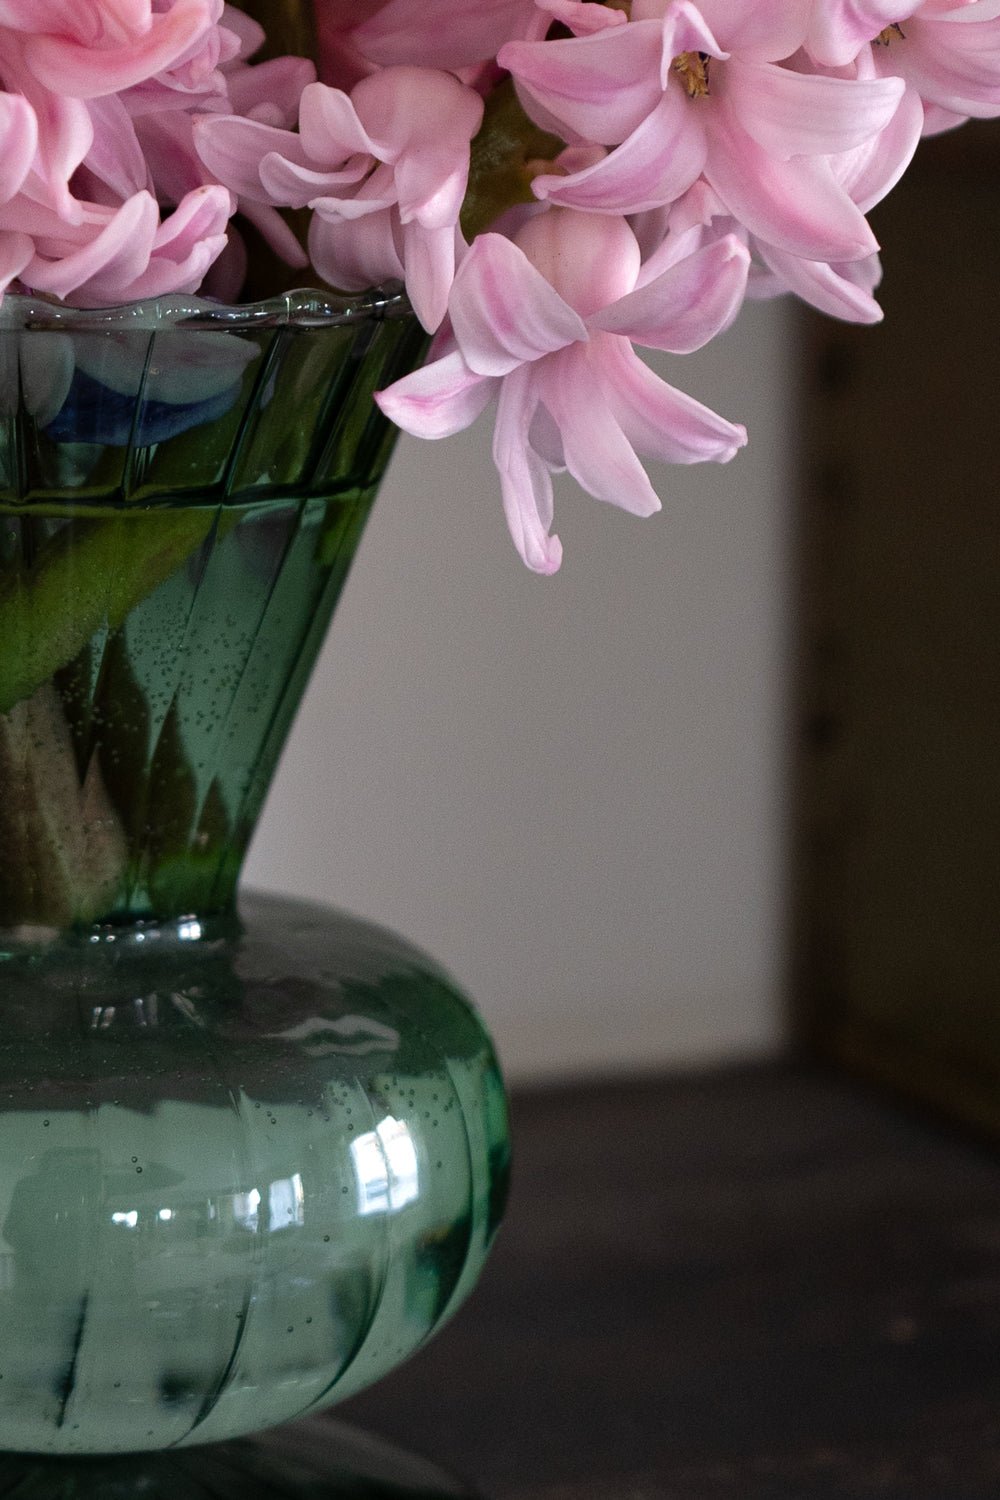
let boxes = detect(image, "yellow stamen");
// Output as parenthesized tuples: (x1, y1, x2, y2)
(874, 22, 905, 45)
(672, 51, 710, 99)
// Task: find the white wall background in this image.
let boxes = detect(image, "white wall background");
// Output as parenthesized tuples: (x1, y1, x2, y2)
(245, 298, 796, 1082)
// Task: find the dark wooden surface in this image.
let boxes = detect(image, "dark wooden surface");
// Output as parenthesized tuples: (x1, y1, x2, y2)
(337, 1064, 1000, 1499)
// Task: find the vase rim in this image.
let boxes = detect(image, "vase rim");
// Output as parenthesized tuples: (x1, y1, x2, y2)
(0, 283, 411, 335)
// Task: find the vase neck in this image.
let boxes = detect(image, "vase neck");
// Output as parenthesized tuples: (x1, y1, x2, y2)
(0, 493, 378, 931)
(0, 297, 427, 933)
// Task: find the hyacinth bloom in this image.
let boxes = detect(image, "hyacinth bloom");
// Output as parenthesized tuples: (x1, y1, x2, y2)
(633, 29, 923, 330)
(378, 209, 749, 573)
(195, 66, 483, 331)
(501, 0, 907, 264)
(0, 0, 222, 99)
(0, 0, 997, 567)
(806, 0, 1000, 135)
(1, 181, 233, 305)
(344, 0, 623, 75)
(0, 0, 240, 302)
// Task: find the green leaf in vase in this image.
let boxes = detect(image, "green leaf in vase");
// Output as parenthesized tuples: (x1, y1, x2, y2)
(0, 508, 221, 717)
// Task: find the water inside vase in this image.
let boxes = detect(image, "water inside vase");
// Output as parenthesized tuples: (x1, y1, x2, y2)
(0, 491, 373, 926)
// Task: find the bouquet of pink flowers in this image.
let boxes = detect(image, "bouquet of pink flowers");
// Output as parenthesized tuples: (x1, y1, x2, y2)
(2, 0, 998, 572)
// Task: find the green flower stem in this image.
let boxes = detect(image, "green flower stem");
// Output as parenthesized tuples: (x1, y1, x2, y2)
(0, 508, 219, 717)
(461, 80, 565, 241)
(0, 510, 227, 926)
(0, 682, 128, 927)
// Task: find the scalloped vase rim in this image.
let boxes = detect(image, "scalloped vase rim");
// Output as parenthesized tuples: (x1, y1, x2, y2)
(0, 282, 411, 335)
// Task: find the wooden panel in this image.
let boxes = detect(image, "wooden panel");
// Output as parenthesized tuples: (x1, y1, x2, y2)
(792, 123, 1000, 1132)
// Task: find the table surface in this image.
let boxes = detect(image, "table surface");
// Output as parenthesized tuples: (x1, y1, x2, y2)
(336, 1062, 1000, 1500)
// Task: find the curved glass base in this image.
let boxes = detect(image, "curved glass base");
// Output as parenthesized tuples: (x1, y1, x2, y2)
(0, 1416, 475, 1500)
(0, 894, 509, 1456)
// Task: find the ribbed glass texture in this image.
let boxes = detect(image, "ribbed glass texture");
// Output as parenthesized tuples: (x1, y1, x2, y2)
(0, 895, 509, 1456)
(0, 288, 427, 925)
(0, 291, 509, 1460)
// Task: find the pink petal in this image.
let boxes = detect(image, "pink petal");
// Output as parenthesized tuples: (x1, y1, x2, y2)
(0, 230, 34, 292)
(355, 0, 535, 71)
(308, 166, 396, 219)
(237, 198, 309, 267)
(152, 182, 231, 256)
(24, 190, 158, 300)
(376, 348, 494, 438)
(23, 0, 218, 97)
(500, 21, 666, 144)
(80, 95, 150, 200)
(400, 219, 456, 331)
(805, 0, 904, 67)
(15, 80, 93, 219)
(449, 233, 587, 377)
(259, 152, 370, 210)
(591, 235, 749, 352)
(354, 69, 481, 227)
(308, 204, 404, 290)
(594, 336, 748, 467)
(0, 0, 102, 41)
(516, 208, 641, 317)
(895, 8, 1000, 119)
(492, 363, 563, 574)
(723, 59, 905, 160)
(691, 0, 811, 60)
(194, 115, 307, 201)
(655, 0, 728, 87)
(838, 83, 922, 214)
(539, 346, 662, 515)
(537, 0, 628, 35)
(705, 109, 879, 261)
(921, 102, 966, 137)
(114, 231, 226, 299)
(394, 149, 471, 227)
(0, 93, 37, 204)
(532, 88, 706, 215)
(753, 242, 883, 324)
(217, 4, 265, 60)
(299, 82, 380, 161)
(225, 56, 317, 127)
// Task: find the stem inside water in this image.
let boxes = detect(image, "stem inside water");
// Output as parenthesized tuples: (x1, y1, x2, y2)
(0, 682, 128, 928)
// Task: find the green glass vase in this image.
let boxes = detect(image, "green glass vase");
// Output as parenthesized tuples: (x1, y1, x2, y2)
(0, 289, 509, 1493)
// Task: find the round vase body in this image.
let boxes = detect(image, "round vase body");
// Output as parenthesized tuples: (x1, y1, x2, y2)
(0, 895, 508, 1455)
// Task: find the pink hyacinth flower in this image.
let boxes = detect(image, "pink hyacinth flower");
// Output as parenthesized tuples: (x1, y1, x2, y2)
(630, 30, 923, 329)
(804, 1, 913, 67)
(2, 0, 222, 99)
(7, 182, 232, 305)
(643, 179, 887, 326)
(195, 66, 483, 331)
(501, 0, 907, 264)
(807, 0, 1000, 135)
(132, 12, 316, 272)
(377, 208, 748, 574)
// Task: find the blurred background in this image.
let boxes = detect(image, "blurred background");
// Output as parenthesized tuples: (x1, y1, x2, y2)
(249, 122, 1000, 1120)
(253, 114, 1000, 1500)
(245, 295, 796, 1084)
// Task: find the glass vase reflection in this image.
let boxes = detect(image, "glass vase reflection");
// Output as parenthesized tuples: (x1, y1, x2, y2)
(0, 289, 509, 1458)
